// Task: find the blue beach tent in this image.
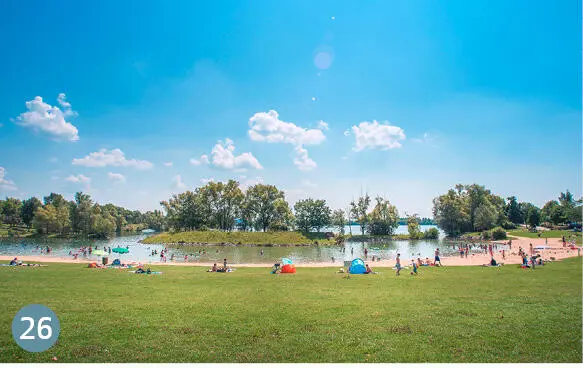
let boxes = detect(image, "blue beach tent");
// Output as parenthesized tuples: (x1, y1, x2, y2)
(349, 258, 366, 274)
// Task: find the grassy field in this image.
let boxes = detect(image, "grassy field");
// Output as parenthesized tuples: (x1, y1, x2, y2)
(0, 258, 580, 363)
(507, 229, 582, 245)
(142, 230, 336, 245)
(0, 224, 34, 238)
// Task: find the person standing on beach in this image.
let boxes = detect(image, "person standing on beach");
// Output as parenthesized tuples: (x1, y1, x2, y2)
(529, 243, 533, 256)
(502, 249, 506, 260)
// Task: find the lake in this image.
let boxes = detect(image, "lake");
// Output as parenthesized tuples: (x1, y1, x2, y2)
(0, 225, 488, 265)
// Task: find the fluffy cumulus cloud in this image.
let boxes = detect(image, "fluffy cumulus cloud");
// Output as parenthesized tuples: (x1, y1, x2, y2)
(248, 110, 325, 171)
(351, 120, 406, 151)
(0, 167, 17, 190)
(208, 138, 262, 171)
(72, 149, 153, 170)
(293, 146, 317, 171)
(13, 93, 79, 141)
(190, 155, 209, 166)
(66, 174, 91, 184)
(173, 174, 186, 189)
(107, 172, 126, 183)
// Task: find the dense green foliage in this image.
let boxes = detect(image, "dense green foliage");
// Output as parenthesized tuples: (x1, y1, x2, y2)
(433, 185, 581, 237)
(0, 192, 161, 239)
(0, 259, 580, 363)
(294, 198, 332, 232)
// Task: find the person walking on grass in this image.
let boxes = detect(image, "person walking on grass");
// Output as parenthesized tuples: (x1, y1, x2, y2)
(411, 259, 418, 275)
(395, 253, 402, 276)
(434, 248, 442, 266)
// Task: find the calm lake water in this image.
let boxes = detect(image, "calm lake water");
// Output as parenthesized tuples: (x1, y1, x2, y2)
(0, 225, 487, 265)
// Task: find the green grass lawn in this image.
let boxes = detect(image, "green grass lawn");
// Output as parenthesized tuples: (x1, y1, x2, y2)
(508, 229, 582, 245)
(142, 230, 336, 245)
(0, 258, 581, 363)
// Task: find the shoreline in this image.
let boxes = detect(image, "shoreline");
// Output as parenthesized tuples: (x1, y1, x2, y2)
(1, 236, 580, 268)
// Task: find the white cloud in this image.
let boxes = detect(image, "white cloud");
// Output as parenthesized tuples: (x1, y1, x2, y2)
(66, 174, 91, 184)
(200, 177, 215, 184)
(317, 120, 329, 131)
(248, 110, 325, 145)
(209, 138, 262, 171)
(107, 172, 126, 183)
(173, 175, 187, 189)
(0, 167, 17, 190)
(293, 146, 317, 171)
(13, 94, 79, 141)
(351, 120, 406, 151)
(248, 110, 325, 170)
(163, 161, 173, 167)
(190, 154, 209, 166)
(72, 149, 153, 170)
(301, 179, 318, 188)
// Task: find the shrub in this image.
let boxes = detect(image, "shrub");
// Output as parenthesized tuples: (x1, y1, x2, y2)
(482, 230, 492, 240)
(491, 226, 507, 240)
(500, 220, 517, 230)
(423, 227, 439, 240)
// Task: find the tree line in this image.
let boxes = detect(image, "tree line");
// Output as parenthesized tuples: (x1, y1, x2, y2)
(160, 180, 439, 239)
(0, 192, 164, 238)
(432, 184, 582, 237)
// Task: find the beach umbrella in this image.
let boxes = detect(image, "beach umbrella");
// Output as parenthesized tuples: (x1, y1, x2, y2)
(112, 247, 129, 254)
(93, 250, 108, 256)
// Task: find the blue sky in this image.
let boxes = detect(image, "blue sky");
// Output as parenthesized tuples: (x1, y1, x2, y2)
(0, 0, 580, 217)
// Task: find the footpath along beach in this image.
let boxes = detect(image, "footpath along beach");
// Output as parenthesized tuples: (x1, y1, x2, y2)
(1, 236, 580, 268)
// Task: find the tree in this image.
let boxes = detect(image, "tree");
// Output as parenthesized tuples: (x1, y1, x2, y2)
(2, 198, 22, 228)
(432, 189, 470, 237)
(293, 198, 331, 232)
(473, 201, 497, 231)
(33, 205, 58, 234)
(541, 200, 564, 225)
(505, 196, 523, 224)
(407, 213, 422, 239)
(20, 197, 42, 229)
(197, 180, 244, 231)
(350, 194, 371, 235)
(92, 212, 117, 238)
(245, 184, 287, 232)
(367, 196, 399, 236)
(331, 209, 346, 235)
(270, 198, 294, 231)
(524, 204, 541, 229)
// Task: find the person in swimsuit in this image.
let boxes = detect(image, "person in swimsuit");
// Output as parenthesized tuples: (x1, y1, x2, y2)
(434, 248, 442, 266)
(395, 253, 402, 276)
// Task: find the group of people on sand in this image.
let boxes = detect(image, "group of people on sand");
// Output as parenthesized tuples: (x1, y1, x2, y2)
(208, 258, 232, 272)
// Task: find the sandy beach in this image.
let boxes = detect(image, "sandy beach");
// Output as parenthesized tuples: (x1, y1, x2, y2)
(1, 236, 580, 268)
